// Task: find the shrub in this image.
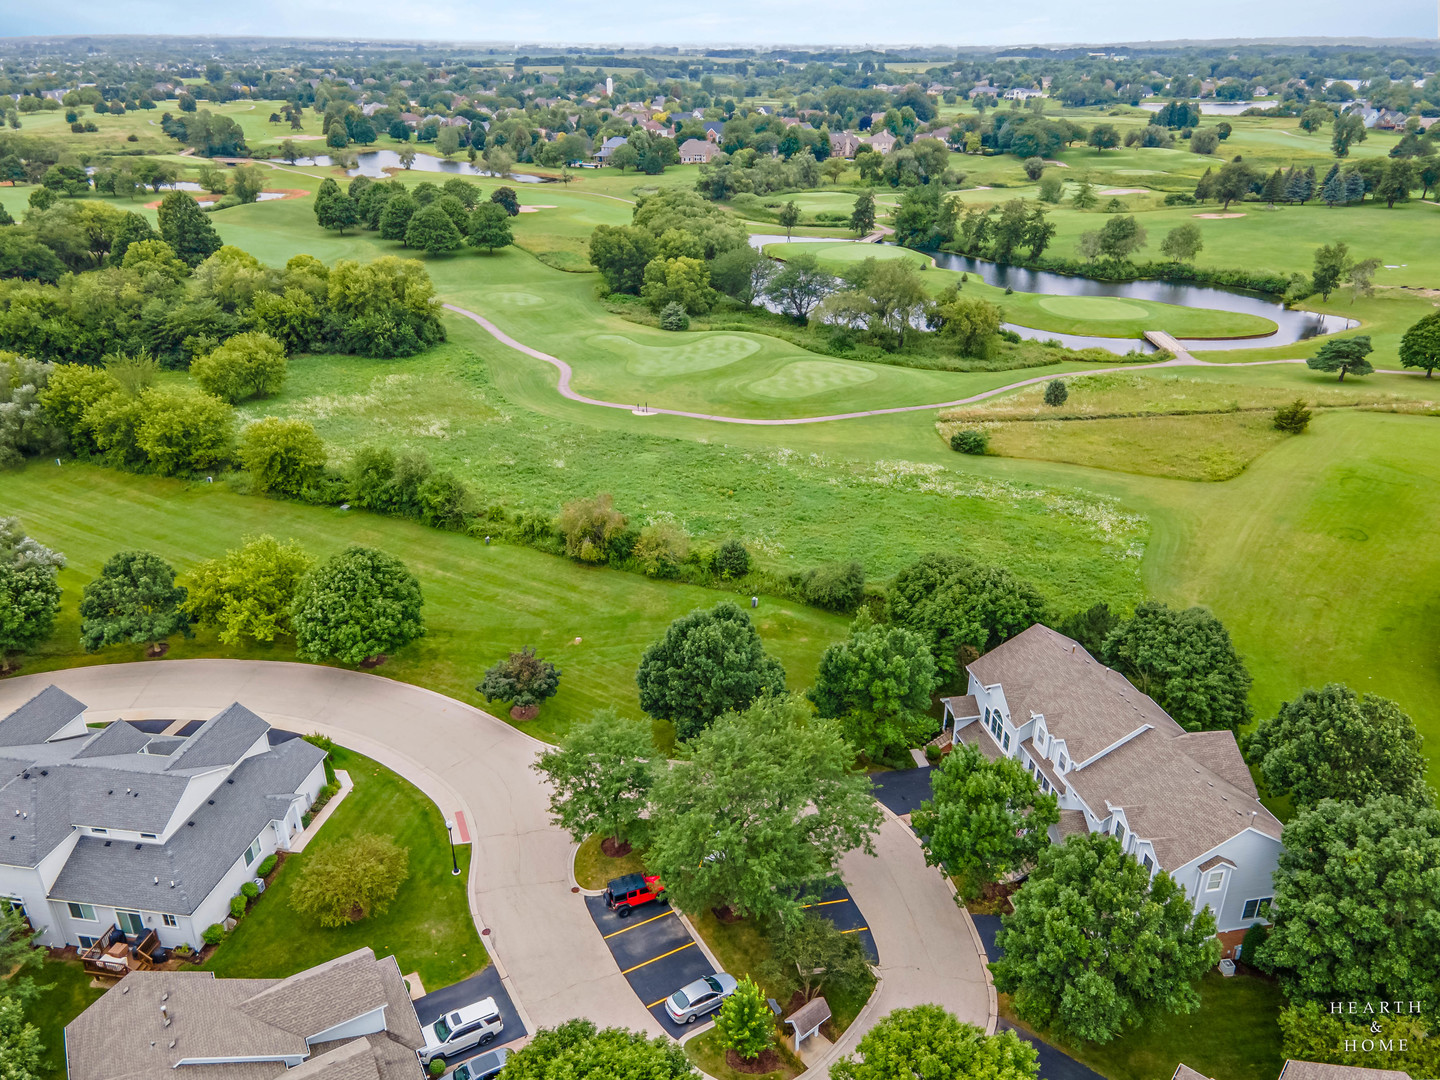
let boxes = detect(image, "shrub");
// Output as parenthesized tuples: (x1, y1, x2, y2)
(803, 561, 866, 612)
(257, 854, 278, 877)
(239, 417, 326, 496)
(240, 881, 259, 900)
(202, 923, 225, 945)
(291, 833, 410, 927)
(950, 428, 989, 454)
(557, 493, 628, 564)
(925, 743, 943, 764)
(229, 894, 248, 918)
(658, 302, 690, 331)
(715, 538, 751, 579)
(428, 1061, 445, 1077)
(1022, 157, 1046, 181)
(714, 977, 775, 1062)
(1240, 922, 1270, 970)
(633, 522, 690, 578)
(478, 646, 562, 711)
(190, 332, 288, 404)
(1163, 192, 1198, 206)
(1273, 398, 1312, 434)
(1043, 379, 1068, 407)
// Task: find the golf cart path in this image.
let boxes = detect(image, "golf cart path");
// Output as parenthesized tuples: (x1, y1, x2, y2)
(0, 662, 991, 1063)
(445, 302, 1342, 426)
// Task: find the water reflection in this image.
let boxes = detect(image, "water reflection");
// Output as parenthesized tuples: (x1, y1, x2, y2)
(278, 149, 549, 183)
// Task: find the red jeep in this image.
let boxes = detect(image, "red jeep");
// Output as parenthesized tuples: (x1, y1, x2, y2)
(604, 873, 666, 917)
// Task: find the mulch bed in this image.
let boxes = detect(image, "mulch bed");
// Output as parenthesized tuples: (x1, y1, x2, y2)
(147, 642, 170, 658)
(359, 654, 387, 669)
(711, 905, 743, 924)
(510, 704, 539, 721)
(725, 1049, 783, 1074)
(600, 838, 632, 858)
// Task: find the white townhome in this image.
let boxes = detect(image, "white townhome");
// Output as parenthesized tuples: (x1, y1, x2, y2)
(0, 685, 326, 955)
(943, 624, 1283, 955)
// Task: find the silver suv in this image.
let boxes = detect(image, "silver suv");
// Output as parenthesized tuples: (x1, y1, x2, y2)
(417, 997, 503, 1064)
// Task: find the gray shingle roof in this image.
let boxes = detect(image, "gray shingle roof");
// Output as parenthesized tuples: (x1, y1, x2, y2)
(1280, 1063, 1412, 1080)
(64, 949, 425, 1080)
(239, 948, 387, 1035)
(166, 704, 270, 771)
(48, 737, 324, 914)
(0, 685, 85, 746)
(76, 720, 151, 758)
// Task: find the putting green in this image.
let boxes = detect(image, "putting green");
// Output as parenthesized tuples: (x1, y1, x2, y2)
(486, 288, 547, 307)
(748, 360, 879, 399)
(1037, 296, 1153, 321)
(591, 333, 763, 376)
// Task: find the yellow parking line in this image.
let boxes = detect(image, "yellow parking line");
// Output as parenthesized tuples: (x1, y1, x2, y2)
(646, 995, 671, 1009)
(800, 899, 851, 908)
(603, 910, 674, 939)
(621, 941, 695, 975)
(840, 926, 869, 934)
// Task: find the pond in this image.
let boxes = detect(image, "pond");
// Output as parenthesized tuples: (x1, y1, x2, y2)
(751, 237, 1354, 353)
(1141, 100, 1279, 116)
(277, 149, 550, 183)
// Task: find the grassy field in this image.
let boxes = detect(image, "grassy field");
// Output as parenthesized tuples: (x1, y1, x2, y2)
(684, 1027, 803, 1080)
(32, 957, 106, 1080)
(573, 834, 647, 890)
(0, 465, 849, 745)
(1001, 972, 1285, 1080)
(203, 745, 486, 988)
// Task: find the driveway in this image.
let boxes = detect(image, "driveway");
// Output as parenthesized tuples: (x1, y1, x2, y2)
(0, 661, 992, 1064)
(413, 969, 526, 1056)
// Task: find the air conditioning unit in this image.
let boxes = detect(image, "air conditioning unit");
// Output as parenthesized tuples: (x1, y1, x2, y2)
(252, 877, 267, 895)
(1218, 958, 1236, 977)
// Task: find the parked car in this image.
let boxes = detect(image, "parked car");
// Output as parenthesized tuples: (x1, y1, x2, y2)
(604, 873, 666, 917)
(451, 1047, 510, 1080)
(417, 997, 503, 1064)
(664, 972, 739, 1024)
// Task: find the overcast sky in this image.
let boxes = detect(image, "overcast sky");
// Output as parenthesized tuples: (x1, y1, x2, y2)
(0, 0, 1435, 48)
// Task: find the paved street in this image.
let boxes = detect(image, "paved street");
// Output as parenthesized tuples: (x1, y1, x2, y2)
(0, 660, 993, 1063)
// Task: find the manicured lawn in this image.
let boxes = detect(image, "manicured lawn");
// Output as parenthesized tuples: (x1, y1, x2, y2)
(0, 465, 850, 745)
(31, 957, 106, 1080)
(1001, 972, 1284, 1080)
(573, 834, 648, 890)
(203, 745, 485, 989)
(684, 1026, 803, 1080)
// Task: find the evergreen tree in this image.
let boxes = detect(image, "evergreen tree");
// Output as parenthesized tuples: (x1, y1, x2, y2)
(1320, 166, 1345, 207)
(1193, 167, 1215, 202)
(1343, 171, 1366, 204)
(1261, 168, 1286, 207)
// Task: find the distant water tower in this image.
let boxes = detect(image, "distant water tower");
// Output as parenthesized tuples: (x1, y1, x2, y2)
(606, 76, 614, 97)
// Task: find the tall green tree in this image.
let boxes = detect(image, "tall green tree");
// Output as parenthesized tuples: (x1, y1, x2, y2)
(636, 601, 786, 740)
(404, 203, 464, 254)
(913, 742, 1059, 899)
(713, 978, 773, 1062)
(1331, 112, 1367, 157)
(1214, 158, 1257, 210)
(849, 190, 876, 235)
(1244, 684, 1430, 810)
(533, 710, 655, 847)
(315, 177, 361, 235)
(0, 518, 64, 673)
(1259, 795, 1440, 1005)
(1101, 601, 1251, 732)
(503, 1020, 696, 1080)
(479, 646, 562, 715)
(184, 534, 313, 645)
(992, 833, 1221, 1043)
(291, 546, 426, 664)
(809, 613, 939, 762)
(1306, 335, 1374, 381)
(777, 200, 801, 240)
(1399, 311, 1440, 377)
(0, 997, 42, 1080)
(1160, 222, 1204, 263)
(156, 191, 221, 267)
(1312, 241, 1351, 301)
(646, 695, 881, 922)
(467, 202, 514, 252)
(79, 549, 191, 653)
(831, 1005, 1038, 1080)
(378, 193, 417, 243)
(291, 832, 409, 927)
(759, 912, 873, 1003)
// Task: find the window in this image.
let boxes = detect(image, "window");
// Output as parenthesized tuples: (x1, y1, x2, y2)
(117, 910, 144, 936)
(77, 935, 97, 949)
(1114, 821, 1126, 844)
(68, 902, 97, 921)
(1142, 854, 1154, 872)
(1057, 754, 1068, 771)
(141, 833, 157, 840)
(1026, 758, 1035, 774)
(162, 913, 178, 927)
(1205, 870, 1225, 891)
(90, 828, 107, 836)
(1040, 777, 1051, 794)
(1242, 897, 1273, 921)
(1002, 732, 1011, 751)
(244, 838, 263, 867)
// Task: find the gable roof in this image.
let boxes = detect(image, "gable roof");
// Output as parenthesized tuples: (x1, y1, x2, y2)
(64, 949, 424, 1080)
(0, 685, 86, 745)
(1279, 1063, 1412, 1080)
(166, 703, 269, 771)
(971, 625, 1282, 869)
(48, 736, 325, 914)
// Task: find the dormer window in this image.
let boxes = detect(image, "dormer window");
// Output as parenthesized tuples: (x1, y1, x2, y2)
(1114, 821, 1126, 845)
(1205, 870, 1225, 891)
(1057, 753, 1068, 772)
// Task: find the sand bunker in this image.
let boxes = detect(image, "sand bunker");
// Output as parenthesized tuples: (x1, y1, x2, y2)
(1193, 212, 1247, 219)
(518, 205, 558, 213)
(1099, 187, 1148, 195)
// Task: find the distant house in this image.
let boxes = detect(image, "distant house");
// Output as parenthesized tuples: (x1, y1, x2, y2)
(863, 130, 898, 154)
(596, 135, 628, 161)
(754, 105, 769, 115)
(439, 116, 471, 128)
(969, 84, 1001, 99)
(678, 139, 719, 164)
(0, 687, 327, 954)
(399, 112, 422, 128)
(360, 102, 386, 117)
(1003, 87, 1042, 100)
(829, 131, 862, 158)
(1175, 1063, 1414, 1080)
(639, 119, 670, 136)
(65, 947, 425, 1080)
(701, 120, 725, 143)
(943, 625, 1283, 953)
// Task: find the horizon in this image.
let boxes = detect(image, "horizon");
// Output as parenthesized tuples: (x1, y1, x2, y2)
(0, 0, 1435, 51)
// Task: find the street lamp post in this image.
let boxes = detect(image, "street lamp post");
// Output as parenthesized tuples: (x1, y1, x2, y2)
(444, 819, 461, 876)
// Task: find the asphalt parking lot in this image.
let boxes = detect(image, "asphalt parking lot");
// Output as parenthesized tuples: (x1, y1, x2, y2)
(870, 766, 934, 817)
(412, 968, 527, 1059)
(584, 895, 717, 1037)
(801, 884, 878, 964)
